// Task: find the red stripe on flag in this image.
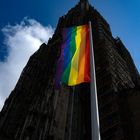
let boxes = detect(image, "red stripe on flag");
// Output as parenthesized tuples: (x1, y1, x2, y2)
(84, 25, 90, 82)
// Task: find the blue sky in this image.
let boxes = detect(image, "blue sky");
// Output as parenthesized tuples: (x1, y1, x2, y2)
(0, 0, 140, 109)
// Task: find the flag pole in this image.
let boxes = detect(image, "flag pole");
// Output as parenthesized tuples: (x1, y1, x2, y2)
(89, 21, 101, 140)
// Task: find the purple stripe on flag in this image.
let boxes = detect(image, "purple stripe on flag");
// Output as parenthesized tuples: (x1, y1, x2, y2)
(54, 28, 67, 89)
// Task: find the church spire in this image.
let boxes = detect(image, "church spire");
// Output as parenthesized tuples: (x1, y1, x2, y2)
(80, 0, 88, 3)
(80, 0, 89, 11)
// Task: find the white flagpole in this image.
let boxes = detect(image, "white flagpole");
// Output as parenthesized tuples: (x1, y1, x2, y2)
(89, 21, 101, 140)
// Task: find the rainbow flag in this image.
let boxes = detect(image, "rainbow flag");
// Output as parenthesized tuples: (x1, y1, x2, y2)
(55, 24, 90, 88)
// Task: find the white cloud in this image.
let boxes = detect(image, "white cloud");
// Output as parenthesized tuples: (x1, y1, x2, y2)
(0, 18, 54, 110)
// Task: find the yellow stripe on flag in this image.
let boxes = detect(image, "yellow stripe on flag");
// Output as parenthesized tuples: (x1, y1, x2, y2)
(68, 26, 82, 85)
(76, 26, 86, 83)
